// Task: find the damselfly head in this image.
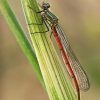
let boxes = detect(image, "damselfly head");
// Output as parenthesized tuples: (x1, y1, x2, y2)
(39, 1, 50, 10)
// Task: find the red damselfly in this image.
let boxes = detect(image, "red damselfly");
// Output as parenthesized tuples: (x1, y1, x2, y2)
(27, 2, 90, 100)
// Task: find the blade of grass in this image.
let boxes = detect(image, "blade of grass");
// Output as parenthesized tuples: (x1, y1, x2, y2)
(21, 0, 77, 100)
(0, 0, 45, 89)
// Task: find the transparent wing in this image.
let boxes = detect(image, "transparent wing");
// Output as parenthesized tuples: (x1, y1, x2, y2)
(56, 23, 90, 91)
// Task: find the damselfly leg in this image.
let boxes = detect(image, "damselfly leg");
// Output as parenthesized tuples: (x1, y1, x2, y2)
(27, 6, 49, 34)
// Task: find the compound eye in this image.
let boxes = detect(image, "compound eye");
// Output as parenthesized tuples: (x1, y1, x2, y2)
(39, 2, 50, 9)
(46, 3, 50, 8)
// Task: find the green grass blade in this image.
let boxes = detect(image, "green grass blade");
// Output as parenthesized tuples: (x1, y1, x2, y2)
(21, 0, 77, 100)
(0, 0, 45, 89)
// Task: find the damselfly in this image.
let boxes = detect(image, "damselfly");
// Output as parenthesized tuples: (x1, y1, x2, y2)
(27, 2, 90, 100)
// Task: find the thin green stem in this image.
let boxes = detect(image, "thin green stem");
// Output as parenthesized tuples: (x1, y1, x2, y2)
(0, 0, 45, 89)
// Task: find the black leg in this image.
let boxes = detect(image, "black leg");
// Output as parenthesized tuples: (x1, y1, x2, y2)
(27, 5, 43, 13)
(27, 5, 44, 25)
(28, 17, 44, 25)
(30, 20, 49, 34)
(44, 20, 53, 38)
(27, 5, 50, 34)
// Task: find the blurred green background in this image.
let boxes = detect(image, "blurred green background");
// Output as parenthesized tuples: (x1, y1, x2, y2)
(0, 0, 100, 100)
